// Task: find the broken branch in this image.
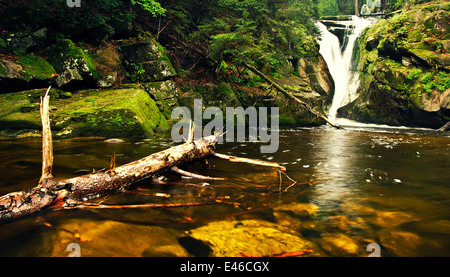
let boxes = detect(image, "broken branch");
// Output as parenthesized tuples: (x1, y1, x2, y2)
(213, 153, 286, 171)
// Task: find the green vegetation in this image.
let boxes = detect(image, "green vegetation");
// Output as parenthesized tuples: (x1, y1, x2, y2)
(132, 0, 166, 17)
(17, 54, 56, 81)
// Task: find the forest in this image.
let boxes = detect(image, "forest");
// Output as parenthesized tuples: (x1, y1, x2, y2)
(0, 0, 449, 259)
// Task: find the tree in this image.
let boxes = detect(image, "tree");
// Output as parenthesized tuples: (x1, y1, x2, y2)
(318, 0, 340, 16)
(131, 0, 166, 17)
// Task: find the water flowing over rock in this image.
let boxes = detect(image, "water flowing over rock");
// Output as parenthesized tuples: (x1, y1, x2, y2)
(338, 2, 450, 128)
(318, 16, 376, 123)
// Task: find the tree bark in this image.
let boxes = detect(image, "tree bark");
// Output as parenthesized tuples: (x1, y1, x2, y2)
(0, 90, 283, 223)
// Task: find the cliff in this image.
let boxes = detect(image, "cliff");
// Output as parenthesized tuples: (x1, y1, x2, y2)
(339, 1, 450, 128)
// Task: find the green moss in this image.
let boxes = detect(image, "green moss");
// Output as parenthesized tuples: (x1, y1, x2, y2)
(0, 88, 166, 138)
(48, 39, 98, 80)
(0, 63, 6, 77)
(278, 114, 297, 126)
(17, 54, 56, 81)
(0, 38, 6, 48)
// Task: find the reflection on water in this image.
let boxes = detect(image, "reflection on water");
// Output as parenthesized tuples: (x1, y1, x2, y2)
(0, 127, 449, 257)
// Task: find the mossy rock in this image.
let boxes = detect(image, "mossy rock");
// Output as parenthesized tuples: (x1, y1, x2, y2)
(47, 39, 98, 88)
(121, 37, 176, 82)
(184, 219, 314, 257)
(342, 2, 450, 128)
(0, 54, 56, 93)
(16, 54, 56, 82)
(0, 88, 168, 138)
(139, 80, 180, 119)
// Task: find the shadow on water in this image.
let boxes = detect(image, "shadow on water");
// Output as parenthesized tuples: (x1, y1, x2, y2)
(0, 126, 449, 257)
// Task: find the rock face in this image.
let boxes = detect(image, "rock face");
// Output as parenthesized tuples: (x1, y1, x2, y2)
(339, 2, 450, 128)
(176, 54, 334, 128)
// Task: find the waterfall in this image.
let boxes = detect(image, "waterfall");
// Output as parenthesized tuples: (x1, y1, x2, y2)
(317, 16, 376, 123)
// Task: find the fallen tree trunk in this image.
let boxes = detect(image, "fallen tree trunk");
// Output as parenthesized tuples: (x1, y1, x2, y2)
(0, 88, 284, 223)
(241, 62, 342, 129)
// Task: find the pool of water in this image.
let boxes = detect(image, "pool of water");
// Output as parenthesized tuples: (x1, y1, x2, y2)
(0, 126, 449, 257)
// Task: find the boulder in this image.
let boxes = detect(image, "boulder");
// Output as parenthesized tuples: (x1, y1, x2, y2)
(0, 54, 56, 93)
(121, 37, 176, 82)
(47, 39, 98, 89)
(48, 219, 189, 257)
(0, 87, 169, 138)
(139, 80, 180, 119)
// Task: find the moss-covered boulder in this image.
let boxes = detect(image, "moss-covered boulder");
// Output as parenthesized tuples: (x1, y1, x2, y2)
(47, 39, 98, 89)
(339, 1, 450, 128)
(139, 80, 180, 119)
(0, 87, 169, 138)
(121, 37, 176, 83)
(0, 54, 56, 93)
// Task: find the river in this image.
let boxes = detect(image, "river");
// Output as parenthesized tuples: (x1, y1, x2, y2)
(0, 125, 449, 257)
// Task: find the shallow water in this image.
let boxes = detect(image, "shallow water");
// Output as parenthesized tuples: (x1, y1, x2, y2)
(0, 126, 449, 257)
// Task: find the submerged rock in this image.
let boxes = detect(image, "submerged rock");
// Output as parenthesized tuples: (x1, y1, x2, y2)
(183, 219, 314, 257)
(320, 233, 360, 256)
(49, 219, 189, 257)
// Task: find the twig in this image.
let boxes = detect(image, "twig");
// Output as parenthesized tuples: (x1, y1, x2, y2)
(213, 153, 286, 171)
(62, 201, 215, 210)
(170, 166, 226, 181)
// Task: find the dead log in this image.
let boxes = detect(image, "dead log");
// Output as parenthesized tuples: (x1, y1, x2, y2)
(0, 88, 284, 223)
(241, 61, 342, 129)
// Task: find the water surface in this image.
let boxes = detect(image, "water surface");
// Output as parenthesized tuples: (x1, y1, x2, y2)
(0, 126, 449, 257)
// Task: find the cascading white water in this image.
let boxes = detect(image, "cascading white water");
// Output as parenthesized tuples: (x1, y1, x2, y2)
(318, 16, 376, 123)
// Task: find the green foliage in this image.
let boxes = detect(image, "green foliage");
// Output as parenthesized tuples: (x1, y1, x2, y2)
(421, 71, 450, 94)
(318, 0, 340, 16)
(196, 0, 319, 72)
(131, 0, 166, 17)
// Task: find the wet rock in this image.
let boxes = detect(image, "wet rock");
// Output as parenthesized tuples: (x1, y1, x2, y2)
(379, 231, 422, 257)
(49, 219, 189, 257)
(325, 214, 365, 232)
(371, 211, 417, 228)
(273, 203, 319, 218)
(104, 138, 125, 143)
(320, 233, 359, 256)
(184, 219, 314, 257)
